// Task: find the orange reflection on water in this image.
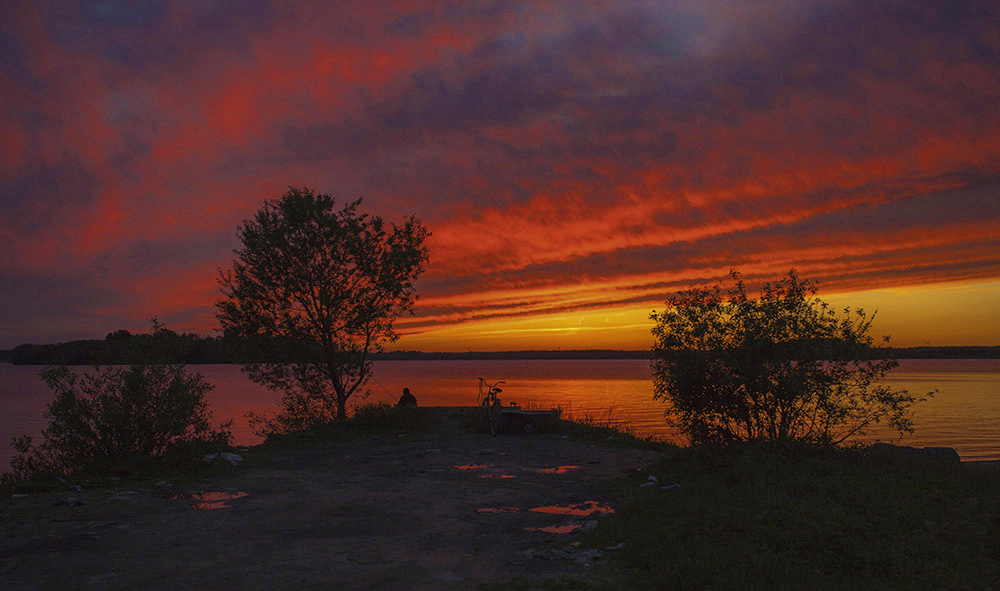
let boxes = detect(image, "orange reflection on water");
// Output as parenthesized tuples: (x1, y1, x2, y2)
(453, 464, 489, 470)
(525, 524, 582, 534)
(477, 507, 519, 513)
(536, 465, 580, 474)
(170, 491, 249, 511)
(529, 501, 613, 516)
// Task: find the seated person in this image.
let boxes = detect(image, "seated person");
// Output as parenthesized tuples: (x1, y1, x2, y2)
(397, 387, 417, 407)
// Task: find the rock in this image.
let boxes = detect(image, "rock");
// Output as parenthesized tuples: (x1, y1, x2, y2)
(52, 497, 84, 507)
(605, 542, 626, 551)
(922, 447, 961, 462)
(869, 443, 961, 462)
(581, 519, 599, 532)
(11, 494, 28, 498)
(437, 572, 463, 582)
(220, 452, 244, 464)
(203, 453, 218, 461)
(660, 484, 681, 491)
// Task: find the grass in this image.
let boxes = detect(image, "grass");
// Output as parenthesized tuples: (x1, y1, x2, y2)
(0, 436, 235, 496)
(567, 443, 1000, 591)
(255, 402, 441, 448)
(551, 407, 666, 450)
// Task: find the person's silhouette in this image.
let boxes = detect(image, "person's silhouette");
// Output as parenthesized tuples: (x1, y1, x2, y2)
(397, 387, 417, 407)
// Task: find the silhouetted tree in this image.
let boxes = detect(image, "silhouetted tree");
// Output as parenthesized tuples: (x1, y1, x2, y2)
(216, 187, 429, 433)
(9, 323, 230, 478)
(650, 270, 927, 445)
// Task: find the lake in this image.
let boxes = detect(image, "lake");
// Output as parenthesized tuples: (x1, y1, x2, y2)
(1, 358, 998, 470)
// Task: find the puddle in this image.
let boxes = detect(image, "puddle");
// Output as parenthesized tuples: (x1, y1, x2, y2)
(451, 463, 515, 479)
(169, 491, 249, 511)
(536, 465, 580, 474)
(477, 507, 519, 513)
(529, 501, 614, 516)
(525, 523, 582, 534)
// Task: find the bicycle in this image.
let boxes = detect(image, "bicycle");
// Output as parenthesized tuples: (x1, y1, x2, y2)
(477, 378, 505, 435)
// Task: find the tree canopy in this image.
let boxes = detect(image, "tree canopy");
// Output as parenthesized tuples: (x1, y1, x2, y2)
(650, 270, 926, 445)
(216, 187, 429, 431)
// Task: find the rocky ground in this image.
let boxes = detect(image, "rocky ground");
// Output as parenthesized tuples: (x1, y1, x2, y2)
(1, 408, 661, 590)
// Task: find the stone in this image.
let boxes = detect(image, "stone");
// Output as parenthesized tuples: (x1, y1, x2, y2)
(869, 443, 961, 462)
(922, 447, 961, 462)
(219, 452, 244, 464)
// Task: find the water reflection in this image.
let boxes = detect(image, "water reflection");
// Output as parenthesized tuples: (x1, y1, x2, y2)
(529, 501, 613, 516)
(525, 524, 581, 534)
(536, 465, 580, 474)
(170, 491, 249, 510)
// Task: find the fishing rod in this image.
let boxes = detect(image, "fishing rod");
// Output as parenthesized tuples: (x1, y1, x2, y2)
(368, 374, 396, 400)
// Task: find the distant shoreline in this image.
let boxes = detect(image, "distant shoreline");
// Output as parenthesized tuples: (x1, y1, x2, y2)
(3, 345, 1000, 364)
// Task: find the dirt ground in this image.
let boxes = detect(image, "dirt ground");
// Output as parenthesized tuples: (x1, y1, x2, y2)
(1, 408, 661, 590)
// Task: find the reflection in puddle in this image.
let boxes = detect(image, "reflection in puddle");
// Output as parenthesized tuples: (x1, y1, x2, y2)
(536, 465, 580, 474)
(529, 501, 614, 516)
(170, 491, 249, 511)
(477, 507, 519, 513)
(480, 474, 515, 479)
(453, 464, 489, 470)
(525, 523, 582, 534)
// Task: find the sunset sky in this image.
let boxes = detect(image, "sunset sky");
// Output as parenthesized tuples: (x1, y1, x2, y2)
(1, 1, 999, 351)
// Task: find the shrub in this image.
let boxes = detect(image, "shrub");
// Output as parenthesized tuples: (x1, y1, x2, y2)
(650, 270, 927, 445)
(9, 363, 231, 478)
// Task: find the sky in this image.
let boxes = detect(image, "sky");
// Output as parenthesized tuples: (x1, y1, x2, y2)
(1, 0, 999, 351)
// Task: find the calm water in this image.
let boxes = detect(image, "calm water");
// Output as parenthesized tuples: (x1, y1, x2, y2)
(1, 359, 998, 470)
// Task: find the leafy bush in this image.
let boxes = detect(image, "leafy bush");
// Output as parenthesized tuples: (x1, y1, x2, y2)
(650, 270, 927, 445)
(9, 363, 231, 478)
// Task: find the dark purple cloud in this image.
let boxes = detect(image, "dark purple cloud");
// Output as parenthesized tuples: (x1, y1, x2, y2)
(1, 0, 999, 348)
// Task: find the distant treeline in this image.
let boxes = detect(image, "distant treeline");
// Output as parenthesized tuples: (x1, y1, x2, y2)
(6, 329, 233, 365)
(3, 333, 999, 365)
(883, 346, 1000, 359)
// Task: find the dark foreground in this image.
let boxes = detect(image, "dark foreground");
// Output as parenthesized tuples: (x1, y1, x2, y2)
(1, 408, 657, 590)
(3, 407, 999, 591)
